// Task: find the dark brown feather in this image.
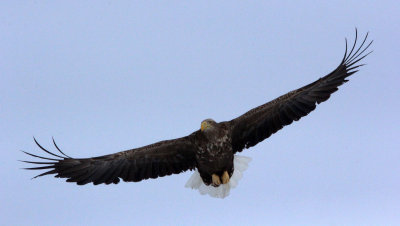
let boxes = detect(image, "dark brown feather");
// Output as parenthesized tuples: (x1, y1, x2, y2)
(228, 29, 372, 153)
(23, 135, 198, 185)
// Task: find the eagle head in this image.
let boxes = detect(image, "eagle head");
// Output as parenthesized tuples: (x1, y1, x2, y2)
(200, 119, 217, 132)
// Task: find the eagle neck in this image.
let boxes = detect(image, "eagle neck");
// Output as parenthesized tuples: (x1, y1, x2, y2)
(203, 126, 227, 143)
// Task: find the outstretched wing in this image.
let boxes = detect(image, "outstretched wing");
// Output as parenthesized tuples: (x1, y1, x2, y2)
(22, 135, 198, 185)
(228, 30, 373, 153)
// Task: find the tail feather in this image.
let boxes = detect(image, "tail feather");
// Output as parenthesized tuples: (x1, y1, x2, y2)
(185, 155, 252, 198)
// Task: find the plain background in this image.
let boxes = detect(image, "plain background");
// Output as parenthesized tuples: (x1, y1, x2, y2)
(1, 1, 399, 225)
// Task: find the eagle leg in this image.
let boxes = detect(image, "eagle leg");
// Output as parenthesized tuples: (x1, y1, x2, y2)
(221, 171, 230, 184)
(211, 174, 221, 187)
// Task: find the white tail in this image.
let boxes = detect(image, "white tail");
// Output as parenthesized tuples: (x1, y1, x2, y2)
(185, 155, 252, 198)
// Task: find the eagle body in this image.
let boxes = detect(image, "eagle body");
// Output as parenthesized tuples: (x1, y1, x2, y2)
(22, 30, 373, 198)
(194, 121, 234, 186)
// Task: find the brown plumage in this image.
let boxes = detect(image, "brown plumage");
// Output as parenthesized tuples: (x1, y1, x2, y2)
(22, 30, 372, 189)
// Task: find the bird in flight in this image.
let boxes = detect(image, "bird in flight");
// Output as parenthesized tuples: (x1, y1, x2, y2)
(22, 30, 372, 198)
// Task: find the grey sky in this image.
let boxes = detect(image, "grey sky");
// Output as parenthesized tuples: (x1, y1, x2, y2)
(1, 1, 399, 225)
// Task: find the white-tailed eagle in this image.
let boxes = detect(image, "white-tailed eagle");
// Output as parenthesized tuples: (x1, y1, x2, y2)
(22, 30, 372, 198)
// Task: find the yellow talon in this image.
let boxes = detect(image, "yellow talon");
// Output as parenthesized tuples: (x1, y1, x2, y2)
(211, 174, 221, 187)
(221, 171, 230, 184)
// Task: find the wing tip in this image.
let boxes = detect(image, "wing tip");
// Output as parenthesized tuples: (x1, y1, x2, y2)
(343, 29, 373, 69)
(21, 138, 74, 179)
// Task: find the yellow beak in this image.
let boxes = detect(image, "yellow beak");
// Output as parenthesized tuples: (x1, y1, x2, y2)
(201, 122, 207, 131)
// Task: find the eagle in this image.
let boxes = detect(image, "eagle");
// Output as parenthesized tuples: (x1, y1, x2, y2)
(22, 30, 372, 198)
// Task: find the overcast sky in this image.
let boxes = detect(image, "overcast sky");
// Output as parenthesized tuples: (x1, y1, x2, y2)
(1, 1, 399, 225)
